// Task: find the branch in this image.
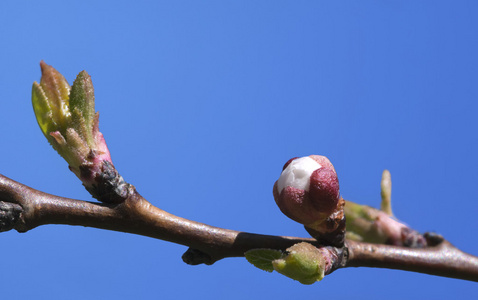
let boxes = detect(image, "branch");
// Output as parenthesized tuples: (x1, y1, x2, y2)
(0, 173, 312, 264)
(346, 238, 478, 282)
(1, 173, 477, 281)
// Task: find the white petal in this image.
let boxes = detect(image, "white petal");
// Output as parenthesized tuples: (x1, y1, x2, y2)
(277, 157, 321, 193)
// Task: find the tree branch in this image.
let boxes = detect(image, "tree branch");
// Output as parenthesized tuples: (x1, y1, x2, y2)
(0, 173, 312, 264)
(346, 239, 478, 281)
(1, 173, 477, 281)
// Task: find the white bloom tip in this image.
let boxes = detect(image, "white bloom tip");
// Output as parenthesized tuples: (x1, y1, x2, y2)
(277, 157, 321, 193)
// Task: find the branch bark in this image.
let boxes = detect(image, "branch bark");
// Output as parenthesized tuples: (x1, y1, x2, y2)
(1, 173, 477, 281)
(0, 173, 312, 264)
(346, 239, 478, 281)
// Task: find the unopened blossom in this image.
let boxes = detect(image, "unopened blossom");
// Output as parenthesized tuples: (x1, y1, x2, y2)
(273, 155, 345, 246)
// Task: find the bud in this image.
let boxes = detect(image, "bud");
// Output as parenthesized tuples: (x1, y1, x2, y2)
(32, 62, 124, 203)
(272, 242, 326, 285)
(380, 169, 393, 216)
(273, 155, 345, 246)
(245, 242, 331, 285)
(345, 200, 427, 247)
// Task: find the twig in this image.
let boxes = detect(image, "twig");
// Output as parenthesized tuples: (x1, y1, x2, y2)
(346, 238, 478, 282)
(0, 173, 313, 264)
(1, 173, 477, 281)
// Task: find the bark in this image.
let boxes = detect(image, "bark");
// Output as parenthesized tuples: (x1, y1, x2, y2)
(1, 173, 477, 281)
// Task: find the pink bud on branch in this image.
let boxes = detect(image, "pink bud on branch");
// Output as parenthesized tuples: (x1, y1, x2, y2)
(273, 155, 345, 247)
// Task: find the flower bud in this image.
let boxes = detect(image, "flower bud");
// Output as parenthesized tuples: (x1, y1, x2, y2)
(273, 155, 345, 246)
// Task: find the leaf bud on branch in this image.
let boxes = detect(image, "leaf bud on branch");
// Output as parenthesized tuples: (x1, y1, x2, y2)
(245, 242, 345, 285)
(32, 61, 130, 203)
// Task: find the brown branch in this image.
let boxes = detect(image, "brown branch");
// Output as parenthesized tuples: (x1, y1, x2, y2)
(1, 173, 477, 281)
(0, 173, 312, 264)
(346, 239, 478, 281)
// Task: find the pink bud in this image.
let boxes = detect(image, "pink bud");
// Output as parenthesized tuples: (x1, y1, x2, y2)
(273, 155, 345, 246)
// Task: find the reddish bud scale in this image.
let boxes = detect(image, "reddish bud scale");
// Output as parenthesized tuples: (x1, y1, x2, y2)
(309, 168, 340, 214)
(282, 157, 299, 170)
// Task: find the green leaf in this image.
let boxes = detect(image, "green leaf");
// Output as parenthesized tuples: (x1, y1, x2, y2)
(245, 249, 283, 272)
(38, 61, 71, 131)
(70, 70, 96, 147)
(32, 82, 56, 137)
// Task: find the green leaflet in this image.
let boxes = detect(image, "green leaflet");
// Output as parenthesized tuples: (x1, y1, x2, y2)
(69, 71, 96, 147)
(32, 82, 56, 137)
(245, 249, 283, 272)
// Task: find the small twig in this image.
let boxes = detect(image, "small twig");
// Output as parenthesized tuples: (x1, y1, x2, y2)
(1, 173, 477, 281)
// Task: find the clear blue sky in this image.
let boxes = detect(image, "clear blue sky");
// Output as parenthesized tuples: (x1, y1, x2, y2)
(1, 1, 477, 299)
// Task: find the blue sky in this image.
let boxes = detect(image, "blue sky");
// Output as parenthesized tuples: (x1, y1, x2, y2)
(1, 1, 477, 299)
